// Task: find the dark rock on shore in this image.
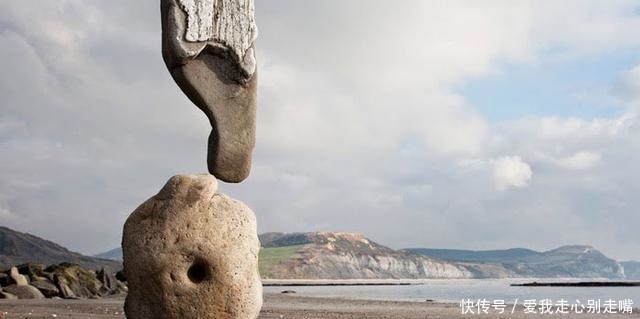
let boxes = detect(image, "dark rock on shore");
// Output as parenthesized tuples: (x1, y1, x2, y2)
(2, 284, 44, 299)
(17, 263, 49, 282)
(30, 279, 59, 298)
(0, 288, 17, 299)
(97, 268, 127, 295)
(0, 272, 8, 287)
(115, 269, 126, 282)
(48, 263, 103, 299)
(0, 262, 127, 300)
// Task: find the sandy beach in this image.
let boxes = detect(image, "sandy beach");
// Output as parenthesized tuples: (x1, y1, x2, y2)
(0, 293, 638, 319)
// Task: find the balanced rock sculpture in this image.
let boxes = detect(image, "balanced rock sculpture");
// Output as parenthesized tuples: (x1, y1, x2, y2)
(122, 1, 263, 318)
(123, 175, 262, 319)
(161, 0, 258, 183)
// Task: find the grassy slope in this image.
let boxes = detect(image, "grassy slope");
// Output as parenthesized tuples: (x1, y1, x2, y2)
(259, 244, 305, 278)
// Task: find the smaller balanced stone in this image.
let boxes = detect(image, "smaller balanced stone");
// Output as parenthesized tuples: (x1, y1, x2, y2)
(161, 0, 258, 183)
(122, 174, 262, 319)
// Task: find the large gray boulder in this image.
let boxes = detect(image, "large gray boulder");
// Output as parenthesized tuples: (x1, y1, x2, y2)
(46, 263, 103, 299)
(0, 289, 17, 300)
(161, 0, 258, 183)
(97, 267, 127, 295)
(123, 174, 262, 319)
(2, 284, 45, 299)
(30, 280, 60, 298)
(16, 263, 49, 282)
(0, 272, 8, 286)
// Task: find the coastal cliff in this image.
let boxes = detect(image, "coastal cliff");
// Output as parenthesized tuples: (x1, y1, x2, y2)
(259, 232, 627, 280)
(259, 232, 472, 279)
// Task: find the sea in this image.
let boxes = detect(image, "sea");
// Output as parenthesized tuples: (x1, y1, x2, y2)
(263, 279, 640, 306)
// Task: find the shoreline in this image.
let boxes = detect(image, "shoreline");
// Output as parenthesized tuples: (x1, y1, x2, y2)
(1, 293, 638, 319)
(263, 280, 415, 286)
(512, 281, 640, 287)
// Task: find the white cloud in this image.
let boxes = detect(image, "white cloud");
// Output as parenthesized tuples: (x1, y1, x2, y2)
(1, 1, 640, 260)
(505, 114, 636, 142)
(530, 1, 640, 55)
(554, 151, 602, 170)
(493, 156, 533, 191)
(258, 56, 489, 157)
(541, 116, 635, 139)
(615, 64, 640, 102)
(457, 158, 486, 171)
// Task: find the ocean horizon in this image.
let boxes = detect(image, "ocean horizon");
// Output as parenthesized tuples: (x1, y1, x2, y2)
(263, 278, 640, 306)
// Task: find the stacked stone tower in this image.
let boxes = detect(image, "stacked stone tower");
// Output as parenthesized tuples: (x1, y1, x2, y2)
(122, 0, 262, 318)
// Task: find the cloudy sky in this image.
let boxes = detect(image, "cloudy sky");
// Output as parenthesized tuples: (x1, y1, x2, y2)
(1, 1, 640, 261)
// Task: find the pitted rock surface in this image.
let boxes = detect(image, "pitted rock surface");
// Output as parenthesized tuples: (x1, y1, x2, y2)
(123, 174, 262, 319)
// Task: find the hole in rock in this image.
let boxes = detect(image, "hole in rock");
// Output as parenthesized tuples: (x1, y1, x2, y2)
(187, 260, 209, 284)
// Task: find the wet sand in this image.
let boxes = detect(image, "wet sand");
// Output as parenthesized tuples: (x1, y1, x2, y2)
(0, 293, 638, 319)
